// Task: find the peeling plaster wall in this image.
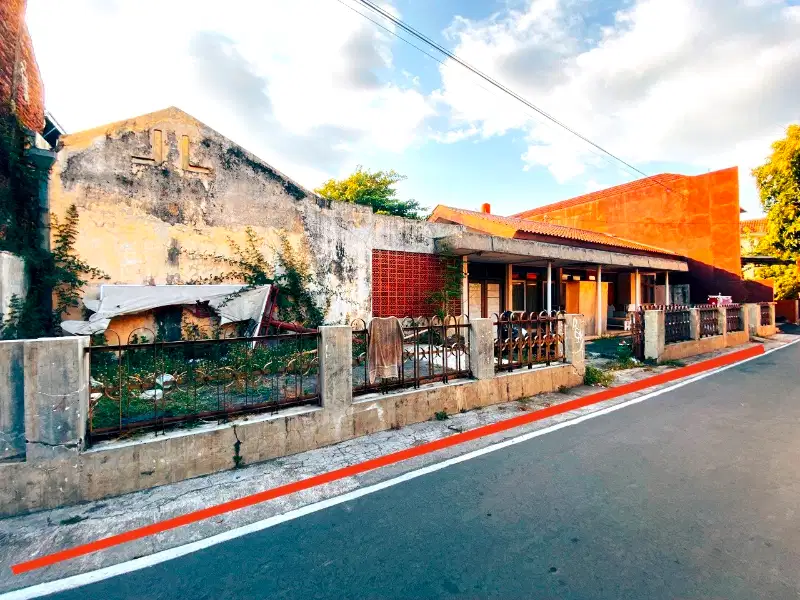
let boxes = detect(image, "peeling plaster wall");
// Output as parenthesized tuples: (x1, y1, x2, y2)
(50, 108, 464, 324)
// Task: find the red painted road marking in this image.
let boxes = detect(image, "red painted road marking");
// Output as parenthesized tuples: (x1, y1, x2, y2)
(11, 344, 764, 575)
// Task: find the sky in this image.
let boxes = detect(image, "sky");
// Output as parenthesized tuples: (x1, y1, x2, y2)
(26, 0, 800, 217)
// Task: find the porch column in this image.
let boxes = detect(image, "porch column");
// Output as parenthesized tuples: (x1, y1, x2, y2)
(596, 264, 603, 337)
(505, 264, 513, 312)
(461, 256, 468, 316)
(546, 261, 553, 314)
(634, 268, 641, 308)
(664, 271, 670, 306)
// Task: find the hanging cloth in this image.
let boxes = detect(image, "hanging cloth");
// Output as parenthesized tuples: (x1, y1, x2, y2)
(367, 317, 404, 384)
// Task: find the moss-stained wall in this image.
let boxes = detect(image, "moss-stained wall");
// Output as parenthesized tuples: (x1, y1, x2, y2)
(50, 107, 462, 324)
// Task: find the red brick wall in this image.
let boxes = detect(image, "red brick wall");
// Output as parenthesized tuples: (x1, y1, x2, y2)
(372, 249, 461, 317)
(524, 168, 752, 302)
(0, 0, 45, 132)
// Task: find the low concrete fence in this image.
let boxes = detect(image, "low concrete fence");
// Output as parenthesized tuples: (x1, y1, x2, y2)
(775, 299, 798, 325)
(0, 316, 586, 517)
(644, 303, 775, 363)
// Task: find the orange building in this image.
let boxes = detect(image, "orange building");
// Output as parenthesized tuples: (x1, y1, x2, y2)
(511, 167, 771, 304)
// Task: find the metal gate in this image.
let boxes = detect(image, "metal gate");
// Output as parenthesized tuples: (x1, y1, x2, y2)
(629, 308, 645, 360)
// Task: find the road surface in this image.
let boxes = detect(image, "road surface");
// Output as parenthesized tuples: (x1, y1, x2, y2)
(30, 342, 800, 599)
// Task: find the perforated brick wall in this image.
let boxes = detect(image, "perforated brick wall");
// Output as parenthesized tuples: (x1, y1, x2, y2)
(372, 249, 461, 317)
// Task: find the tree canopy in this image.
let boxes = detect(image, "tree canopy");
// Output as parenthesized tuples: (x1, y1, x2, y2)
(752, 124, 800, 299)
(315, 166, 425, 219)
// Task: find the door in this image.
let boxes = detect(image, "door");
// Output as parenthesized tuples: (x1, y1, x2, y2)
(469, 283, 482, 317)
(468, 281, 502, 318)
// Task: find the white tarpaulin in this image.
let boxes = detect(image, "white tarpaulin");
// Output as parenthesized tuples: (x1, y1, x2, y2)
(60, 284, 271, 335)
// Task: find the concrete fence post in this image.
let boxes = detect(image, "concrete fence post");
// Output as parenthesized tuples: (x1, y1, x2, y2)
(770, 303, 777, 327)
(644, 309, 665, 361)
(23, 336, 89, 459)
(564, 314, 586, 376)
(319, 326, 353, 411)
(716, 306, 727, 338)
(0, 340, 25, 460)
(740, 304, 750, 334)
(468, 318, 494, 380)
(689, 308, 701, 341)
(744, 303, 759, 336)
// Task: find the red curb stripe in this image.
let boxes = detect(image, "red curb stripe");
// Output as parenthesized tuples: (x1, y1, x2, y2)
(11, 344, 764, 575)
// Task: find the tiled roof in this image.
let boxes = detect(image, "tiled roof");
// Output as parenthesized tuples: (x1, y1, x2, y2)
(511, 174, 684, 219)
(740, 218, 768, 234)
(430, 206, 677, 255)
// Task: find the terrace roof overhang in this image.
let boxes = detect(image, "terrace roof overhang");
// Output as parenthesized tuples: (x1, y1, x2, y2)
(435, 232, 689, 272)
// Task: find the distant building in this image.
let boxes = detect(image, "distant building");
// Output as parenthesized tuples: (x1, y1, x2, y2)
(740, 217, 768, 255)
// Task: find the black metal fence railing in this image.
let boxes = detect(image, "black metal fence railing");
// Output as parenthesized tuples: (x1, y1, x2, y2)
(698, 305, 721, 338)
(629, 308, 645, 360)
(493, 311, 566, 372)
(351, 316, 471, 397)
(726, 304, 743, 332)
(663, 306, 692, 344)
(87, 331, 319, 442)
(760, 303, 771, 326)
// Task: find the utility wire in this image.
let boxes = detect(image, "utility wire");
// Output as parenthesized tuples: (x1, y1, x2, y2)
(343, 0, 682, 197)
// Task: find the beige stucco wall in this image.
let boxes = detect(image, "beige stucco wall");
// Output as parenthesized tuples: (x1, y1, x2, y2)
(50, 107, 463, 325)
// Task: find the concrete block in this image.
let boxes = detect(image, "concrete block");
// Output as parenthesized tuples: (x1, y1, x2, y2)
(564, 314, 585, 376)
(744, 304, 759, 336)
(468, 318, 494, 380)
(23, 337, 89, 453)
(0, 340, 25, 460)
(644, 310, 665, 360)
(689, 308, 701, 340)
(716, 307, 727, 337)
(319, 326, 352, 410)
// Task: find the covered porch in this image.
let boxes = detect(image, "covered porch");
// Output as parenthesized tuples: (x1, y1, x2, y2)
(436, 232, 690, 338)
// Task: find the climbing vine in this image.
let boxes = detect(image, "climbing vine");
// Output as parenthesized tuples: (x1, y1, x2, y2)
(0, 111, 108, 339)
(427, 243, 464, 319)
(185, 227, 329, 328)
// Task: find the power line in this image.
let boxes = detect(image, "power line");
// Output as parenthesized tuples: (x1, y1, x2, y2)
(342, 0, 682, 197)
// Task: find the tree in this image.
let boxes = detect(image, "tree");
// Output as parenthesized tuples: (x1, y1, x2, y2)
(315, 166, 425, 219)
(751, 124, 800, 299)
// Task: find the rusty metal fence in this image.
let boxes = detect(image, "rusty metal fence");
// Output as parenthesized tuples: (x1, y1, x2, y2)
(698, 305, 720, 338)
(493, 311, 566, 371)
(760, 303, 771, 326)
(351, 316, 471, 396)
(629, 308, 645, 360)
(663, 306, 692, 344)
(87, 330, 319, 442)
(726, 304, 743, 332)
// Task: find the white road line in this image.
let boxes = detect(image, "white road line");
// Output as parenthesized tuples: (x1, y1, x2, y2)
(4, 339, 797, 600)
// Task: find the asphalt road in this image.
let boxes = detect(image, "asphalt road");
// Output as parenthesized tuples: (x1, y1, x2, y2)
(38, 342, 800, 599)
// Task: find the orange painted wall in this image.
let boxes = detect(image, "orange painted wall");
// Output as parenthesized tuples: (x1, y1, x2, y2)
(523, 168, 756, 302)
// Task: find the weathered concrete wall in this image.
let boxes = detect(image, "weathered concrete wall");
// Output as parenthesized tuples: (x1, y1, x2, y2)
(660, 335, 726, 362)
(0, 340, 25, 460)
(50, 107, 464, 324)
(0, 251, 26, 323)
(0, 360, 582, 517)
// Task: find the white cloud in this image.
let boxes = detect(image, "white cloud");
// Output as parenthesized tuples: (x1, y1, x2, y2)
(26, 0, 434, 188)
(434, 0, 800, 209)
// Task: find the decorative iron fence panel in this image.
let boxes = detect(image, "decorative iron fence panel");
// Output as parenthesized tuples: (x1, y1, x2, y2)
(87, 331, 319, 442)
(663, 306, 692, 344)
(493, 311, 566, 371)
(698, 305, 720, 337)
(726, 304, 743, 332)
(629, 308, 645, 360)
(351, 316, 471, 397)
(760, 303, 771, 326)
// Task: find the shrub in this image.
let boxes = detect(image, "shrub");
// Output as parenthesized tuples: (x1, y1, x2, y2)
(584, 366, 614, 387)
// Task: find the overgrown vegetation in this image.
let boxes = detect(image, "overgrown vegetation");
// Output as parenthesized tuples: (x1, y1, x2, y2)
(751, 124, 800, 300)
(185, 227, 328, 328)
(427, 243, 463, 319)
(584, 365, 614, 387)
(315, 166, 425, 219)
(0, 112, 108, 339)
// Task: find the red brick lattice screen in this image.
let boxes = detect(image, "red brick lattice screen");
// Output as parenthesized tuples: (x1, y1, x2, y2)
(372, 250, 461, 317)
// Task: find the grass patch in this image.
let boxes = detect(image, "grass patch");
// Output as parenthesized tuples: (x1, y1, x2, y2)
(434, 410, 449, 421)
(584, 365, 614, 387)
(557, 385, 570, 394)
(659, 359, 686, 368)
